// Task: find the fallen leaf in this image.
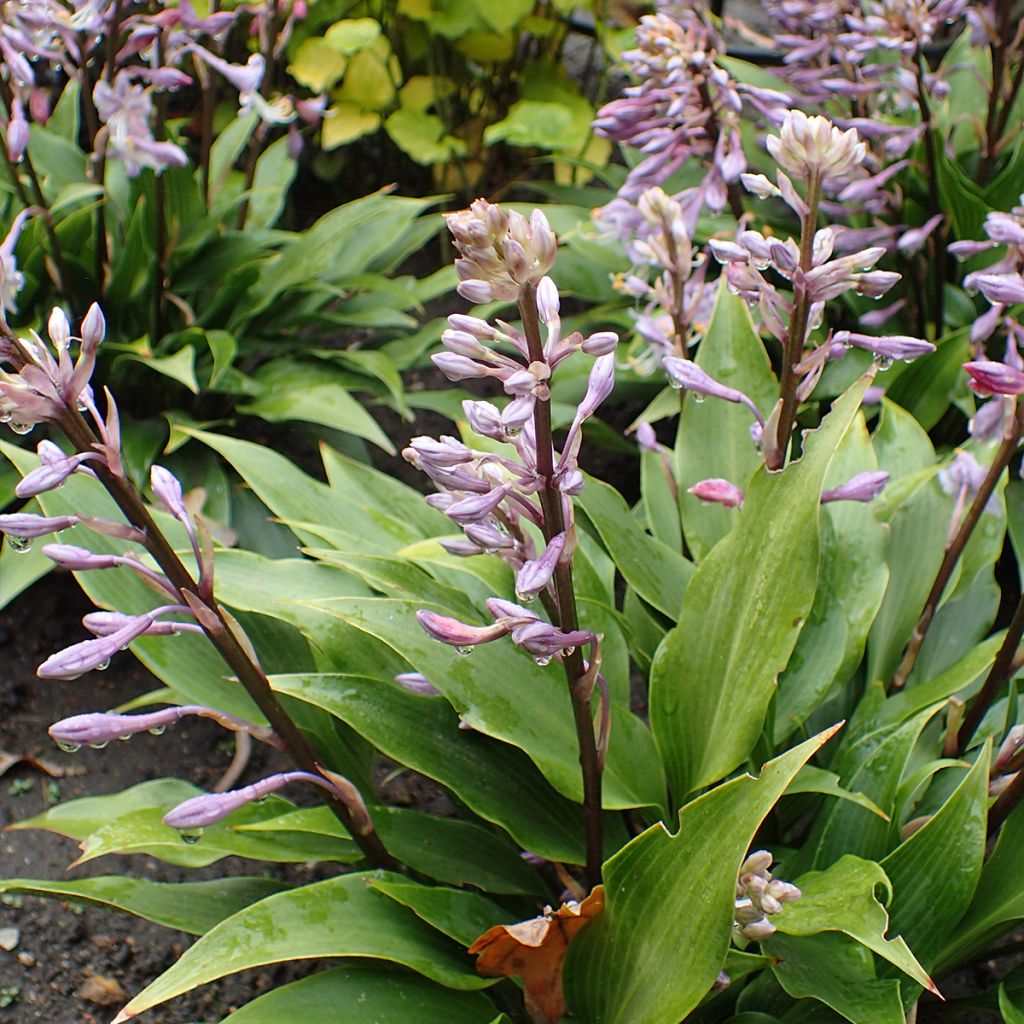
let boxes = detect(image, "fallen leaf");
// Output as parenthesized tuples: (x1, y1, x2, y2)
(469, 886, 605, 1024)
(77, 975, 127, 1006)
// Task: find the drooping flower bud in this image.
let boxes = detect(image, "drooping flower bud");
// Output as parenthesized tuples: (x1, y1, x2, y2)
(689, 478, 745, 508)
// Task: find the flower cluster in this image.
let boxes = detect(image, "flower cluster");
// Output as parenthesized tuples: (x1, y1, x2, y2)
(406, 201, 615, 678)
(593, 3, 789, 223)
(734, 850, 801, 941)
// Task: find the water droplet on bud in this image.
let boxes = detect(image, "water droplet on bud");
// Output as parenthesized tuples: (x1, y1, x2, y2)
(454, 645, 473, 657)
(88, 741, 109, 750)
(505, 425, 523, 438)
(8, 420, 33, 435)
(7, 535, 32, 554)
(96, 658, 111, 671)
(253, 795, 269, 805)
(117, 733, 132, 742)
(693, 393, 706, 404)
(56, 740, 81, 753)
(148, 725, 167, 736)
(0, 411, 10, 423)
(668, 379, 683, 391)
(563, 646, 576, 657)
(873, 354, 894, 370)
(533, 654, 552, 666)
(179, 827, 204, 845)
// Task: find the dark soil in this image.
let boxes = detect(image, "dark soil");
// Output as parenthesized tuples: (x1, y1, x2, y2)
(0, 574, 326, 1023)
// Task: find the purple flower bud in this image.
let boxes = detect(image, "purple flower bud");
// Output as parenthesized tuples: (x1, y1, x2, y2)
(820, 470, 890, 503)
(897, 214, 944, 256)
(438, 537, 483, 556)
(394, 673, 442, 697)
(663, 358, 765, 424)
(445, 485, 508, 525)
(862, 386, 886, 405)
(15, 450, 99, 498)
(975, 274, 1024, 306)
(581, 331, 618, 356)
(964, 360, 1024, 396)
(510, 620, 592, 658)
(464, 522, 514, 549)
(80, 303, 106, 352)
(6, 100, 28, 162)
(948, 240, 996, 260)
(634, 421, 660, 452)
(501, 396, 534, 431)
(688, 478, 745, 508)
(37, 614, 154, 679)
(970, 397, 1007, 442)
(536, 276, 560, 323)
(416, 609, 511, 648)
(463, 400, 504, 438)
(441, 329, 490, 359)
(405, 436, 474, 469)
(42, 544, 120, 571)
(150, 465, 188, 520)
(0, 513, 77, 538)
(457, 280, 495, 304)
(515, 532, 566, 602)
(448, 314, 497, 339)
(432, 352, 496, 382)
(831, 331, 935, 362)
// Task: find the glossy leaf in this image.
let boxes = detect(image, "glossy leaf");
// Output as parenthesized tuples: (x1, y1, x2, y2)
(773, 855, 934, 992)
(786, 765, 889, 820)
(224, 966, 499, 1024)
(564, 730, 835, 1024)
(676, 280, 779, 561)
(369, 878, 509, 946)
(112, 872, 494, 1021)
(651, 376, 870, 797)
(0, 876, 286, 935)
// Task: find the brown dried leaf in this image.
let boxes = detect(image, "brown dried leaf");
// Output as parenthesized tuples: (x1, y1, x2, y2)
(468, 885, 605, 1024)
(77, 974, 127, 1006)
(0, 750, 83, 779)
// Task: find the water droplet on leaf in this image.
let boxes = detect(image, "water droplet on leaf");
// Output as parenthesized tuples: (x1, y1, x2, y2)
(7, 535, 32, 554)
(179, 827, 204, 845)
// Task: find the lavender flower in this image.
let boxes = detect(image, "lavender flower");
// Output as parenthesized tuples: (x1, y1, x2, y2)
(964, 360, 1024, 396)
(662, 358, 766, 425)
(820, 470, 890, 503)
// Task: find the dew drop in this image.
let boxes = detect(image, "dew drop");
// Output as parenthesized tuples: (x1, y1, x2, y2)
(253, 795, 269, 805)
(95, 658, 111, 671)
(7, 535, 32, 554)
(534, 654, 552, 667)
(117, 733, 132, 742)
(76, 399, 88, 412)
(148, 725, 167, 736)
(563, 646, 576, 657)
(505, 425, 523, 438)
(873, 354, 894, 370)
(8, 420, 33, 435)
(179, 827, 204, 845)
(56, 740, 81, 753)
(668, 379, 683, 391)
(454, 645, 474, 657)
(88, 741, 108, 750)
(0, 410, 11, 424)
(693, 393, 706, 404)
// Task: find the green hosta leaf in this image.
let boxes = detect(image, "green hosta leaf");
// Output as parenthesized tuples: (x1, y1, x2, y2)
(651, 375, 871, 798)
(880, 743, 989, 972)
(335, 39, 398, 110)
(786, 765, 889, 820)
(0, 877, 286, 935)
(236, 804, 543, 895)
(773, 855, 935, 993)
(303, 597, 664, 811)
(483, 100, 574, 149)
(1001, 984, 1024, 1024)
(120, 345, 199, 394)
(112, 872, 493, 1022)
(576, 473, 693, 617)
(246, 136, 296, 230)
(564, 729, 836, 1024)
(208, 113, 258, 198)
(224, 965, 499, 1024)
(775, 414, 889, 742)
(369, 878, 508, 946)
(386, 108, 467, 164)
(239, 360, 394, 453)
(270, 673, 588, 863)
(766, 932, 905, 1024)
(676, 280, 779, 561)
(324, 17, 382, 52)
(640, 448, 681, 551)
(288, 38, 348, 91)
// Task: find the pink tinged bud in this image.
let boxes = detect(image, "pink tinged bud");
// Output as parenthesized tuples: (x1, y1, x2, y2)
(37, 615, 154, 679)
(463, 400, 504, 439)
(48, 308, 70, 351)
(709, 239, 750, 263)
(740, 173, 781, 199)
(976, 274, 1024, 306)
(663, 358, 765, 424)
(151, 465, 188, 520)
(501, 396, 534, 431)
(445, 485, 508, 525)
(581, 331, 618, 356)
(15, 450, 100, 498)
(831, 332, 935, 362)
(465, 522, 514, 549)
(395, 672, 442, 697)
(438, 537, 483, 556)
(42, 544, 122, 571)
(821, 470, 890, 503)
(688, 478, 745, 508)
(441, 329, 490, 359)
(432, 352, 495, 382)
(634, 421, 659, 452)
(949, 240, 996, 260)
(457, 280, 495, 304)
(536, 276, 560, 323)
(970, 398, 1007, 442)
(448, 314, 496, 339)
(964, 360, 1024, 396)
(0, 513, 77, 538)
(510, 620, 592, 658)
(504, 362, 551, 397)
(80, 303, 106, 352)
(406, 436, 473, 468)
(416, 609, 511, 648)
(862, 386, 886, 406)
(558, 467, 584, 494)
(897, 214, 944, 255)
(972, 303, 1004, 345)
(6, 100, 28, 162)
(516, 532, 566, 602)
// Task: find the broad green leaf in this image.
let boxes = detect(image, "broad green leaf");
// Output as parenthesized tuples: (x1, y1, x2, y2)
(324, 17, 382, 53)
(564, 730, 835, 1024)
(786, 765, 889, 820)
(773, 855, 935, 992)
(236, 804, 543, 895)
(640, 447, 682, 551)
(239, 360, 394, 453)
(246, 136, 296, 230)
(484, 101, 574, 149)
(386, 108, 466, 164)
(576, 473, 693, 617)
(335, 39, 398, 111)
(0, 877, 286, 935)
(112, 872, 493, 1021)
(1001, 984, 1024, 1024)
(676, 281, 779, 561)
(302, 598, 664, 810)
(224, 966, 499, 1024)
(775, 414, 889, 742)
(766, 932, 905, 1024)
(208, 112, 258, 198)
(369, 878, 508, 946)
(121, 345, 199, 394)
(270, 673, 589, 863)
(651, 376, 870, 797)
(880, 743, 989, 971)
(322, 102, 381, 149)
(288, 38, 348, 91)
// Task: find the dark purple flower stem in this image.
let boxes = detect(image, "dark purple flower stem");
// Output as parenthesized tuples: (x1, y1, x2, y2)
(988, 760, 1024, 835)
(3, 328, 399, 872)
(956, 593, 1024, 754)
(767, 170, 822, 471)
(520, 282, 604, 890)
(892, 403, 1024, 691)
